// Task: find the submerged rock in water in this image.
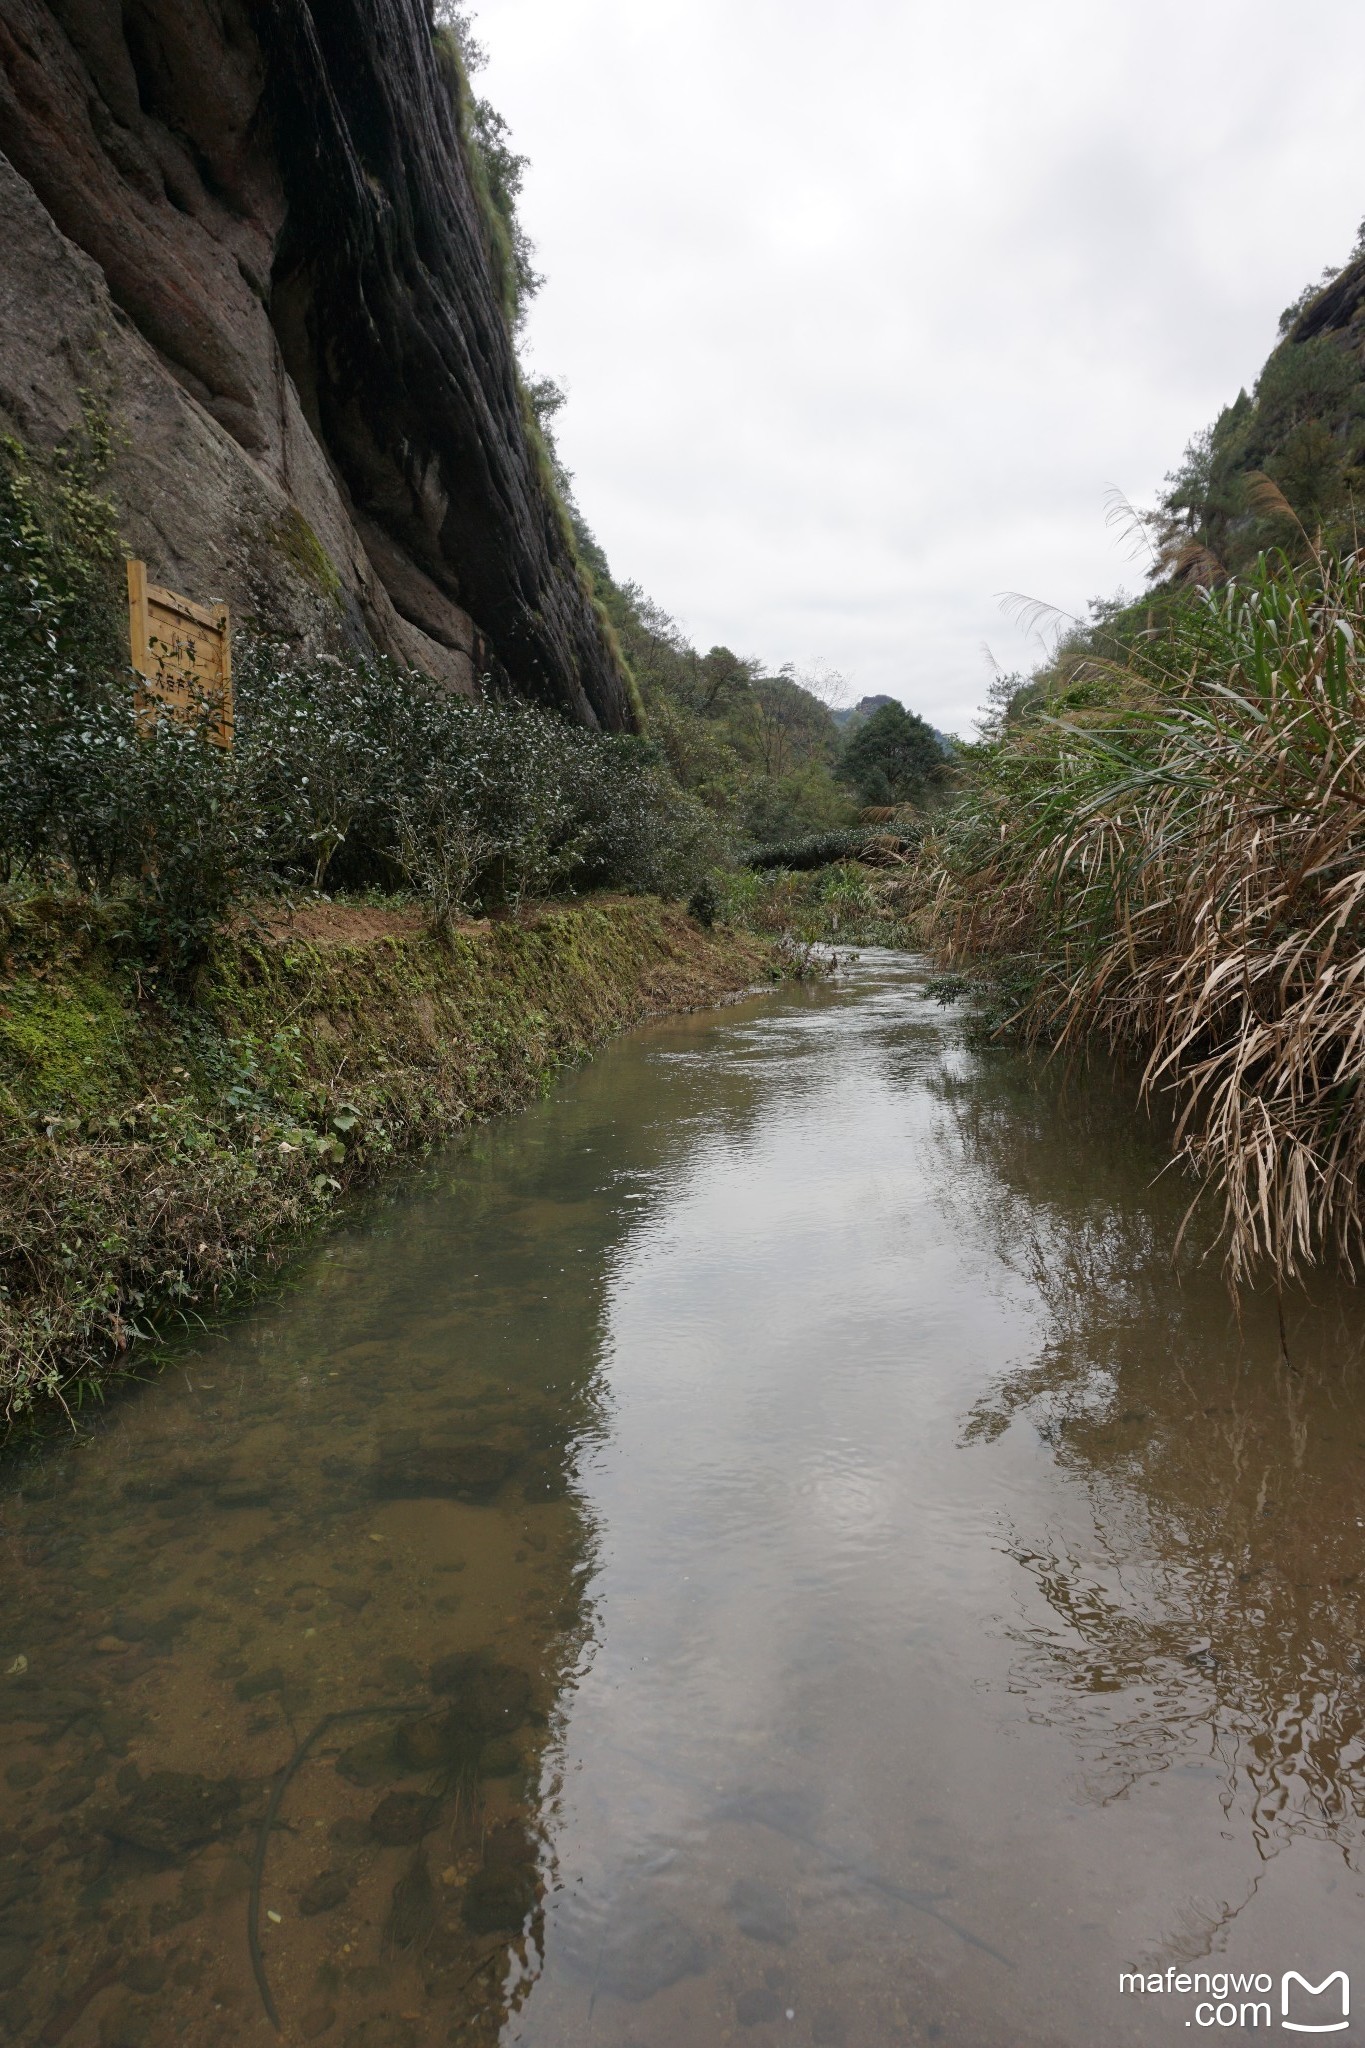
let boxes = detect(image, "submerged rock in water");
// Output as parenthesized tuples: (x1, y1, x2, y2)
(387, 1848, 435, 1949)
(0, 1937, 32, 1990)
(369, 1791, 438, 1846)
(728, 1876, 796, 1946)
(393, 1710, 480, 1775)
(591, 1913, 707, 2003)
(394, 1713, 451, 1772)
(376, 1428, 422, 1457)
(336, 1732, 401, 1789)
(371, 1443, 514, 1503)
(460, 1862, 536, 1934)
(329, 1816, 372, 1852)
(520, 1460, 570, 1502)
(736, 1986, 784, 2026)
(119, 1476, 178, 1504)
(97, 1998, 143, 2048)
(104, 1771, 240, 1857)
(96, 1707, 142, 1758)
(481, 1823, 536, 1872)
(214, 1482, 279, 1510)
(148, 1875, 206, 1933)
(299, 1870, 350, 1916)
(107, 1606, 200, 1651)
(460, 1822, 538, 1933)
(479, 1735, 522, 1779)
(428, 1652, 531, 1735)
(233, 1665, 284, 1702)
(121, 1952, 167, 1994)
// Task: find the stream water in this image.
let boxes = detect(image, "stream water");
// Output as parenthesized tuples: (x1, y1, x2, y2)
(3, 953, 1364, 2048)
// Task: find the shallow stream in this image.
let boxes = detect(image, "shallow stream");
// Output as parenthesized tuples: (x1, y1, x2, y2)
(3, 954, 1363, 2047)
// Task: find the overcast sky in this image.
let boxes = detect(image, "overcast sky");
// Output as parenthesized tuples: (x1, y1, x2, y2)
(474, 0, 1364, 734)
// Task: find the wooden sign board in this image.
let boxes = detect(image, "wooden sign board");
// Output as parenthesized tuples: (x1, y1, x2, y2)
(126, 559, 233, 748)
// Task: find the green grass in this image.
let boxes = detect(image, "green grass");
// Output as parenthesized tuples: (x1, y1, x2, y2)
(0, 894, 770, 1429)
(720, 860, 920, 949)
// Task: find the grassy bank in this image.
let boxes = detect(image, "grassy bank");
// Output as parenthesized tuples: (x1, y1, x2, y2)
(0, 893, 770, 1425)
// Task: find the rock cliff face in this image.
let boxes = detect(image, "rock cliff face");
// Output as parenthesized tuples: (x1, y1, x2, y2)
(0, 0, 633, 729)
(1290, 254, 1365, 348)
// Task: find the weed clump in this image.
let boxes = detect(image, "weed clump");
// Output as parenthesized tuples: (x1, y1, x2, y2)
(719, 861, 919, 950)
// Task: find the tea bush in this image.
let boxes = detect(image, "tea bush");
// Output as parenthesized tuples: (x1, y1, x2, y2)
(1, 615, 721, 969)
(0, 433, 718, 970)
(234, 642, 719, 909)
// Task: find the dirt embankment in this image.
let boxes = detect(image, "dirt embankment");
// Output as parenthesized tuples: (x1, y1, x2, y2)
(0, 896, 771, 1426)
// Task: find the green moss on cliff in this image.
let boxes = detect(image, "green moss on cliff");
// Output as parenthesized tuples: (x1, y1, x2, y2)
(267, 506, 343, 602)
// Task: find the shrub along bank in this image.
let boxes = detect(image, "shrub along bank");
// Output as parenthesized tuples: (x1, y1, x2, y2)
(0, 894, 770, 1428)
(0, 430, 719, 980)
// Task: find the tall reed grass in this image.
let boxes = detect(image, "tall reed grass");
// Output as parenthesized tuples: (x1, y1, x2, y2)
(926, 551, 1365, 1283)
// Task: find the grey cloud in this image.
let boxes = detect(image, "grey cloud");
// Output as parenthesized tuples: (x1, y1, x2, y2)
(482, 0, 1365, 732)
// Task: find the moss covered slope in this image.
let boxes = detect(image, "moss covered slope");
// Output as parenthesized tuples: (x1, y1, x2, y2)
(0, 897, 770, 1423)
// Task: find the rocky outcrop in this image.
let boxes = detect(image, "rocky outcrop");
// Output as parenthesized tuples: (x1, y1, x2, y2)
(0, 0, 633, 729)
(1289, 254, 1365, 346)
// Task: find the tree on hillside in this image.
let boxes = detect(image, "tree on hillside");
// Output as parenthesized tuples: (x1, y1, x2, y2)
(749, 674, 837, 779)
(569, 517, 858, 842)
(1148, 225, 1365, 584)
(837, 700, 944, 806)
(696, 646, 760, 715)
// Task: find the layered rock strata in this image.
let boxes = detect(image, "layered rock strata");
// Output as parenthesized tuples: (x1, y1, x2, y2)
(0, 0, 631, 727)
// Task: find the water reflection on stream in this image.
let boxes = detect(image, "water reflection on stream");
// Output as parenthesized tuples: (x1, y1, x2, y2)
(2, 954, 1363, 2048)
